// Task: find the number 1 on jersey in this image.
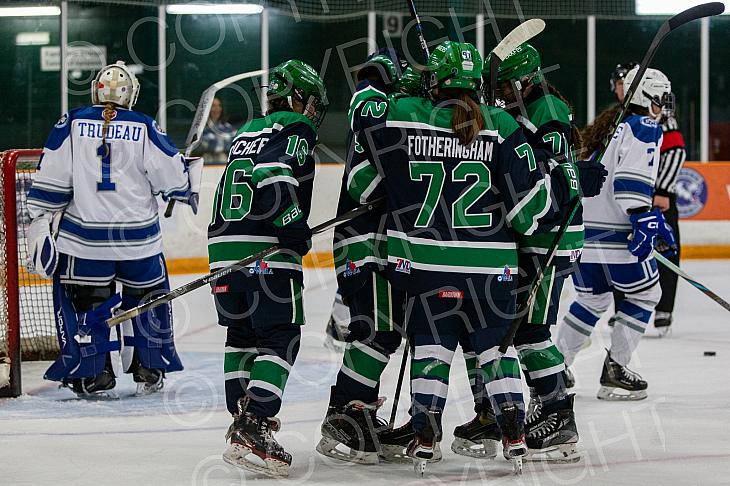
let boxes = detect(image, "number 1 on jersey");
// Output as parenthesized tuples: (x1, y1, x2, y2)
(96, 143, 116, 191)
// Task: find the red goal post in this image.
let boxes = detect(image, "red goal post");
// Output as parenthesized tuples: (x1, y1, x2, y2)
(0, 149, 59, 398)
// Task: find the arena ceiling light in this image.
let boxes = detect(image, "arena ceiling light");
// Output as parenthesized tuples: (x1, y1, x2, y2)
(636, 0, 729, 15)
(166, 3, 264, 15)
(0, 6, 60, 16)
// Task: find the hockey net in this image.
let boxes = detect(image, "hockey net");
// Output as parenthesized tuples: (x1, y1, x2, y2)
(0, 149, 59, 398)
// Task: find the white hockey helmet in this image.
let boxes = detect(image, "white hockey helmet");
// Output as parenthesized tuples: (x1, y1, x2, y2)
(91, 60, 140, 109)
(624, 65, 671, 114)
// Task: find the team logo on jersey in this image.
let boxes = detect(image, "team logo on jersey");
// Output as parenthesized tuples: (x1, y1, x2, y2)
(342, 260, 360, 277)
(497, 265, 513, 282)
(249, 260, 273, 275)
(676, 167, 708, 218)
(152, 119, 166, 135)
(55, 113, 69, 128)
(394, 258, 411, 274)
(569, 249, 582, 263)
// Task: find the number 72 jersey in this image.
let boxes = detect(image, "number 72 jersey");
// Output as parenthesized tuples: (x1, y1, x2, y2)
(360, 96, 573, 298)
(28, 106, 190, 260)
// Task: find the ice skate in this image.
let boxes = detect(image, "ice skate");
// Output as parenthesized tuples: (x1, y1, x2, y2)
(378, 420, 442, 464)
(316, 394, 386, 465)
(654, 312, 672, 337)
(133, 366, 164, 396)
(406, 416, 441, 476)
(525, 394, 580, 463)
(500, 405, 527, 475)
(597, 352, 647, 401)
(450, 407, 500, 459)
(66, 359, 118, 400)
(223, 397, 292, 478)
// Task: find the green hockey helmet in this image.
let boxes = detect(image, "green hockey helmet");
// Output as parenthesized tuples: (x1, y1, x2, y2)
(267, 59, 328, 127)
(396, 65, 422, 96)
(426, 41, 482, 92)
(483, 42, 543, 87)
(357, 48, 407, 89)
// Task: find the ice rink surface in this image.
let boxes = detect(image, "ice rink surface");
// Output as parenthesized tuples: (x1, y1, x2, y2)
(2, 260, 730, 485)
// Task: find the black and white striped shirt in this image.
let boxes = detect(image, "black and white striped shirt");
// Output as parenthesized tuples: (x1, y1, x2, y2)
(656, 116, 687, 196)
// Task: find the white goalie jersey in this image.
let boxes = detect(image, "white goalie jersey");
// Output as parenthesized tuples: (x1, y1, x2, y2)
(581, 114, 663, 264)
(27, 105, 190, 260)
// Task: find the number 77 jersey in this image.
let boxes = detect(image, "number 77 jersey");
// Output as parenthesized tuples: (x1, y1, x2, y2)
(359, 96, 571, 299)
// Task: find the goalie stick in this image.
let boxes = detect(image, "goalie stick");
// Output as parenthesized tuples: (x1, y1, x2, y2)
(654, 252, 730, 313)
(164, 69, 267, 217)
(106, 197, 385, 327)
(498, 2, 726, 354)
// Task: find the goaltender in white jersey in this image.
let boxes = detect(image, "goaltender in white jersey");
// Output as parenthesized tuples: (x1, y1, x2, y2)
(28, 88, 190, 260)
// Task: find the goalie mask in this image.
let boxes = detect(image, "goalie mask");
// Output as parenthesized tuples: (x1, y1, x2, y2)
(91, 60, 140, 109)
(267, 59, 328, 128)
(623, 65, 672, 117)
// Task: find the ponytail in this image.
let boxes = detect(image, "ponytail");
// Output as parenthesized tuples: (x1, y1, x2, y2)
(450, 91, 485, 146)
(101, 102, 115, 156)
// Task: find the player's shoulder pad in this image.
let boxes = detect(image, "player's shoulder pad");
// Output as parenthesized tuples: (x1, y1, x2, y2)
(129, 110, 178, 156)
(385, 95, 429, 122)
(624, 114, 662, 144)
(347, 83, 389, 129)
(44, 109, 77, 150)
(526, 94, 571, 127)
(481, 105, 520, 141)
(239, 111, 316, 138)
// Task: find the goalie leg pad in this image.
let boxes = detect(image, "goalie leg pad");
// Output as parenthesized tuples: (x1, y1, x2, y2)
(120, 284, 183, 374)
(45, 278, 120, 382)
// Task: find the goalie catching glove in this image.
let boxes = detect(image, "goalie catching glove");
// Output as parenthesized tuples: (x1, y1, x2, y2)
(26, 213, 59, 278)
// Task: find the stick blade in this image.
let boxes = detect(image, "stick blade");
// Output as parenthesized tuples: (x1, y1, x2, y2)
(492, 18, 546, 60)
(668, 2, 725, 30)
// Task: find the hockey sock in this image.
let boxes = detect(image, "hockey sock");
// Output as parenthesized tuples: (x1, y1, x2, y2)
(463, 350, 487, 413)
(246, 324, 301, 418)
(410, 340, 456, 436)
(516, 340, 567, 405)
(224, 346, 258, 415)
(334, 341, 390, 406)
(610, 285, 660, 365)
(557, 294, 608, 366)
(480, 346, 525, 426)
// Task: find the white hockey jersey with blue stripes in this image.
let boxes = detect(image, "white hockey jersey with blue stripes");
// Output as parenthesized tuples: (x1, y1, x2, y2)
(28, 106, 190, 260)
(581, 114, 663, 264)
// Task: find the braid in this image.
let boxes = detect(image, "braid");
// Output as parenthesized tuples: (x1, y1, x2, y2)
(101, 102, 115, 156)
(545, 82, 583, 157)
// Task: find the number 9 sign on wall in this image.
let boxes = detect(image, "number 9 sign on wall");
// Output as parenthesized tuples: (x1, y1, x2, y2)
(676, 162, 730, 220)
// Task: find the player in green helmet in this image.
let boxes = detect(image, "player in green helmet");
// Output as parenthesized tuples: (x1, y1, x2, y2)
(209, 59, 326, 478)
(450, 43, 604, 464)
(357, 39, 581, 474)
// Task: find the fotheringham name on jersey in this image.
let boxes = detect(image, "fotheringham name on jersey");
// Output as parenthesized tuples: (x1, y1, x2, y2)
(406, 134, 494, 162)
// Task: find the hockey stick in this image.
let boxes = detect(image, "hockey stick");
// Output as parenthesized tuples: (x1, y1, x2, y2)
(487, 18, 546, 106)
(497, 2, 726, 354)
(386, 0, 430, 429)
(164, 69, 267, 218)
(654, 252, 730, 312)
(106, 196, 385, 328)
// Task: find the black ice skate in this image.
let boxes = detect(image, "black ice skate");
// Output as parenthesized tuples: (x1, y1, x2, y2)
(132, 366, 164, 396)
(223, 397, 292, 478)
(378, 420, 442, 464)
(316, 392, 387, 465)
(450, 406, 500, 459)
(597, 352, 648, 401)
(525, 394, 580, 463)
(500, 405, 528, 475)
(66, 355, 117, 400)
(406, 413, 442, 476)
(654, 312, 673, 337)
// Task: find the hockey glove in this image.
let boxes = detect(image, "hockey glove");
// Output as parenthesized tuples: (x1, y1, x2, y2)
(654, 212, 678, 257)
(575, 159, 608, 198)
(276, 224, 312, 258)
(77, 294, 123, 338)
(26, 214, 59, 278)
(550, 161, 581, 206)
(628, 208, 661, 261)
